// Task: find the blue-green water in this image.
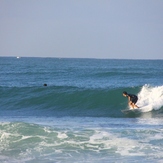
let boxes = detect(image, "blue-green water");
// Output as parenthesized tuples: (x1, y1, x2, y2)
(0, 57, 163, 162)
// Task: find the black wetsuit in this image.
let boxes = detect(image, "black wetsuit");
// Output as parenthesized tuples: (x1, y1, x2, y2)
(127, 94, 138, 104)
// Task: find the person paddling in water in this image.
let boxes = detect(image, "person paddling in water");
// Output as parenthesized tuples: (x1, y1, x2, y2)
(123, 91, 139, 109)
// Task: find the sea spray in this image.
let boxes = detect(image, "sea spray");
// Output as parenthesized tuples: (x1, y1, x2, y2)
(137, 85, 163, 111)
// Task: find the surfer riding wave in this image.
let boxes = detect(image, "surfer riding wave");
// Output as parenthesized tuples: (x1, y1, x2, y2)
(123, 91, 139, 109)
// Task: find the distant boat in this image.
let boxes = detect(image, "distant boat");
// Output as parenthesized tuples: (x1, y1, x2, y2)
(17, 56, 20, 59)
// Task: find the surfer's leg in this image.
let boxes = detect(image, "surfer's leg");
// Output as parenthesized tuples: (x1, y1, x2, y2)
(134, 104, 139, 108)
(132, 97, 139, 108)
(131, 103, 135, 109)
(129, 101, 134, 109)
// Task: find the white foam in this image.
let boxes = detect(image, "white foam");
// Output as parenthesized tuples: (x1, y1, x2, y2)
(89, 130, 145, 156)
(89, 131, 110, 142)
(57, 132, 68, 139)
(137, 85, 163, 112)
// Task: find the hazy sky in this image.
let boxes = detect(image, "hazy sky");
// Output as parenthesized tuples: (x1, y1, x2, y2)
(0, 0, 163, 59)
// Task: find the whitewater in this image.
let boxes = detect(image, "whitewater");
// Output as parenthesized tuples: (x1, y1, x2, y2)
(0, 57, 163, 162)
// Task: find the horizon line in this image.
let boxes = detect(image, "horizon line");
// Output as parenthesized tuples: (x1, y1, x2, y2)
(0, 56, 163, 60)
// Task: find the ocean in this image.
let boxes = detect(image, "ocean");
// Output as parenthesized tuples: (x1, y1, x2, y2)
(0, 57, 163, 163)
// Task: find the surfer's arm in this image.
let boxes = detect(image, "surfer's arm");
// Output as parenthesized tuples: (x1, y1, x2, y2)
(127, 95, 131, 102)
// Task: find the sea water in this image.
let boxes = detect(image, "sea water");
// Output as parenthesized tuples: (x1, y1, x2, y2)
(0, 57, 163, 163)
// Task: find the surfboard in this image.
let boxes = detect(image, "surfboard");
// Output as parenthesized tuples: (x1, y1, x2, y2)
(121, 108, 142, 114)
(122, 104, 153, 114)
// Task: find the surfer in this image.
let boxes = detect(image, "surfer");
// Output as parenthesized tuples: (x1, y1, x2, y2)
(123, 91, 139, 109)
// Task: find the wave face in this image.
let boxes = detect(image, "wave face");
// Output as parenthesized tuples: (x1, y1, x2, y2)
(0, 85, 163, 117)
(0, 57, 163, 118)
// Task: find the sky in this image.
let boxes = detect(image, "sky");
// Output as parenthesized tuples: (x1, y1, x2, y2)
(0, 0, 163, 59)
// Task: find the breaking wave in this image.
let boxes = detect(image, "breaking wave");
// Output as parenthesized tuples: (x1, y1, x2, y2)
(0, 84, 163, 117)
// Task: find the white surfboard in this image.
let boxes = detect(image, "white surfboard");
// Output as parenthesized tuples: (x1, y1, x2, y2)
(121, 105, 153, 114)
